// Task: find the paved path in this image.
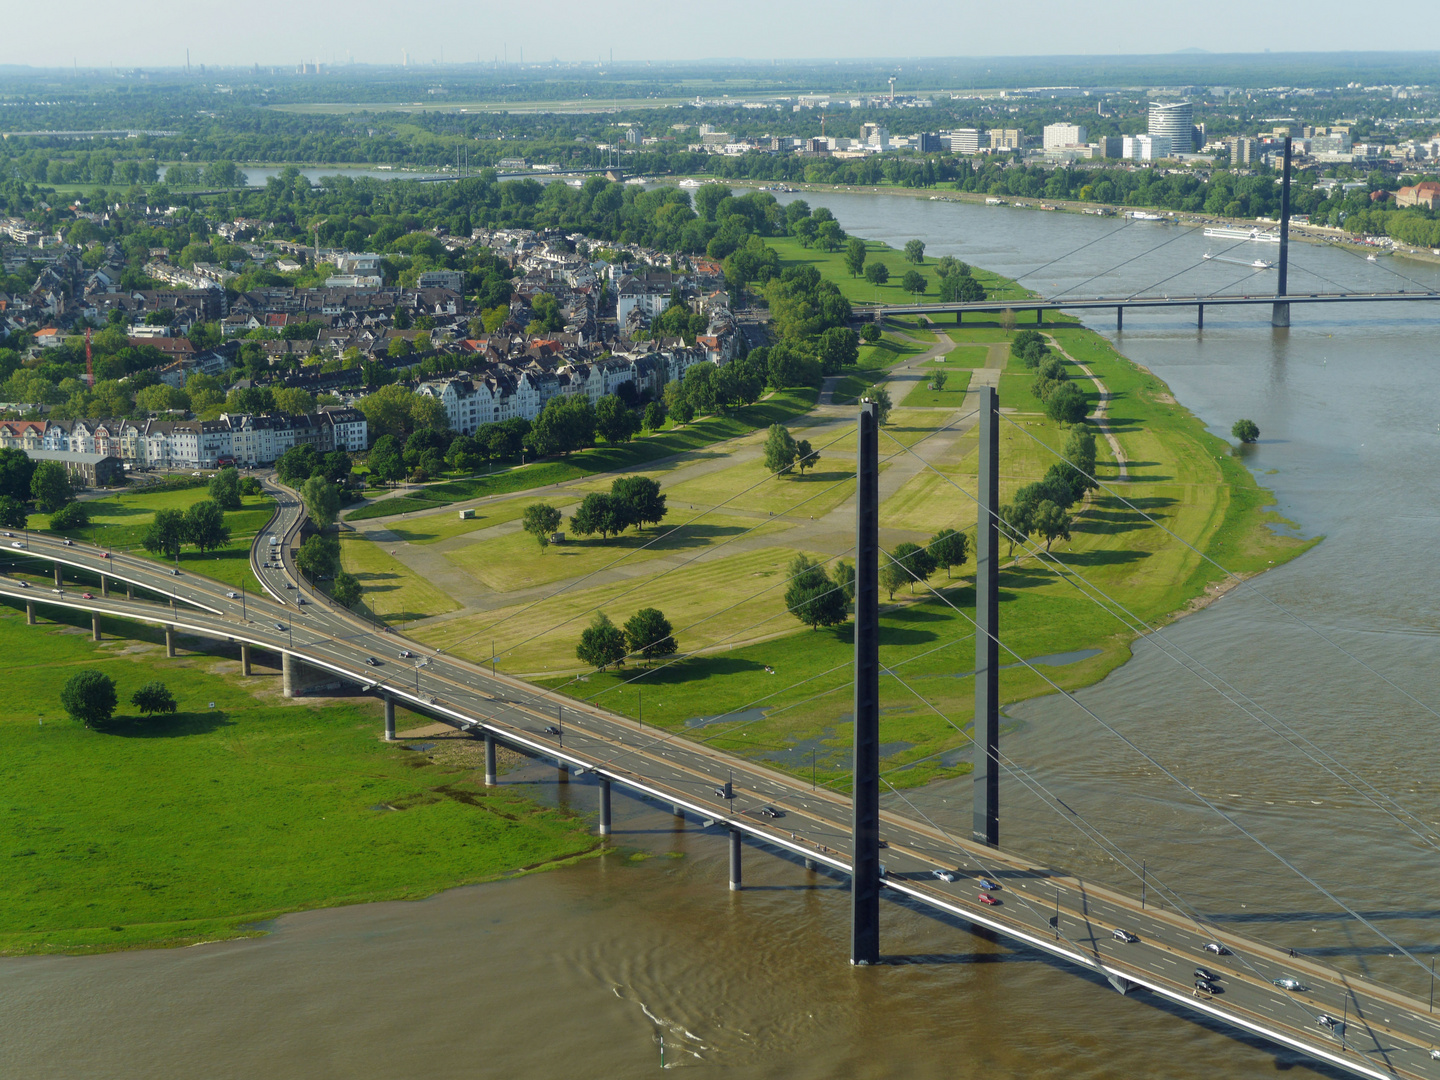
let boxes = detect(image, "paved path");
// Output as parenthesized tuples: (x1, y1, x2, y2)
(1045, 333, 1129, 481)
(362, 325, 987, 632)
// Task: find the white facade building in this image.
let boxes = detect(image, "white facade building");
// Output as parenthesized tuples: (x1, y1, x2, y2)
(1123, 134, 1171, 162)
(1042, 123, 1088, 150)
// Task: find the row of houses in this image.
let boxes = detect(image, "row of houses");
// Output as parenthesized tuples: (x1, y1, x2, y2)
(414, 343, 718, 435)
(0, 407, 366, 469)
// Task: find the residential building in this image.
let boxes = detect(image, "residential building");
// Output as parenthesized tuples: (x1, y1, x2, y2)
(417, 270, 465, 292)
(988, 129, 1023, 150)
(1043, 123, 1088, 150)
(23, 449, 125, 488)
(1396, 182, 1440, 210)
(1225, 136, 1259, 165)
(1123, 134, 1171, 162)
(945, 129, 981, 154)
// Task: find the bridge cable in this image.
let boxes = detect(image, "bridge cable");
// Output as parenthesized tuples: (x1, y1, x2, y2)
(877, 422, 1440, 855)
(1047, 224, 1204, 300)
(873, 432, 1440, 987)
(441, 422, 862, 658)
(872, 656, 1394, 1051)
(1016, 218, 1138, 283)
(1325, 237, 1440, 293)
(1122, 234, 1272, 300)
(459, 406, 979, 668)
(994, 410, 1440, 727)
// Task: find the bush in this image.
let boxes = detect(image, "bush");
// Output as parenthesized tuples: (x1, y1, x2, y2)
(859, 322, 881, 343)
(49, 501, 90, 531)
(1232, 418, 1260, 443)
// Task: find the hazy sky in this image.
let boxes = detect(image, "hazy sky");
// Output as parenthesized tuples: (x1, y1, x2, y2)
(4, 0, 1439, 69)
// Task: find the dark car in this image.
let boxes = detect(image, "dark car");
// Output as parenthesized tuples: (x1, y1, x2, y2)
(978, 878, 1001, 891)
(1194, 967, 1217, 982)
(757, 806, 783, 818)
(1112, 928, 1138, 943)
(1194, 980, 1219, 995)
(544, 725, 562, 736)
(274, 622, 286, 631)
(365, 656, 380, 666)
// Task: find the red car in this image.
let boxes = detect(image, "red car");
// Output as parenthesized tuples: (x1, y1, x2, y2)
(978, 893, 1000, 906)
(97, 552, 110, 559)
(81, 592, 94, 599)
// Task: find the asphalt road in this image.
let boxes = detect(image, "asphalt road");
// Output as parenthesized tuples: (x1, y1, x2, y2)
(3, 517, 1437, 1080)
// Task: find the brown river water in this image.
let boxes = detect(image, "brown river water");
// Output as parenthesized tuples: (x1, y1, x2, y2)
(5, 193, 1440, 1079)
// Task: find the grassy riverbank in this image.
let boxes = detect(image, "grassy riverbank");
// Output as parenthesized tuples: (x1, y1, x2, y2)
(0, 603, 597, 956)
(413, 236, 1316, 794)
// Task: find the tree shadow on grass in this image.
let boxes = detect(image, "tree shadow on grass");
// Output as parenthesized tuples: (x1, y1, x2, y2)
(98, 710, 234, 738)
(1049, 548, 1149, 569)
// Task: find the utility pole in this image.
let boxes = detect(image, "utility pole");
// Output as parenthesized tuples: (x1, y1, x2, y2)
(851, 400, 881, 966)
(973, 384, 1000, 847)
(1272, 136, 1292, 328)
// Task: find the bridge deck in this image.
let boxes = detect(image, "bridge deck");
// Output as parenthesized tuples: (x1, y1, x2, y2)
(4, 530, 1438, 1079)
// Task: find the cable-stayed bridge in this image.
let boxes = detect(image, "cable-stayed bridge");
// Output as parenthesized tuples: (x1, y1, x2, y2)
(5, 390, 1440, 1078)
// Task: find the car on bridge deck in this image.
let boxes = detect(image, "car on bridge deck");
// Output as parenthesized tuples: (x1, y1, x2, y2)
(1194, 967, 1218, 982)
(97, 552, 108, 558)
(1194, 980, 1220, 995)
(1274, 978, 1308, 992)
(1112, 928, 1138, 943)
(365, 656, 380, 666)
(10, 541, 24, 549)
(226, 591, 239, 598)
(932, 869, 957, 882)
(274, 622, 286, 631)
(978, 893, 1000, 906)
(978, 878, 1000, 891)
(14, 580, 28, 588)
(62, 539, 73, 546)
(1203, 942, 1230, 955)
(81, 592, 93, 599)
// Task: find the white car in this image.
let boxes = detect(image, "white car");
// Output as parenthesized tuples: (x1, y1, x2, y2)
(932, 869, 957, 883)
(226, 591, 239, 598)
(1112, 928, 1138, 943)
(1274, 978, 1307, 992)
(10, 541, 24, 549)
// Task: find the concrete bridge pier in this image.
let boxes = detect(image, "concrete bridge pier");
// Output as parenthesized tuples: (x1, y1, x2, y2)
(165, 627, 176, 658)
(804, 857, 817, 872)
(598, 778, 611, 836)
(281, 652, 294, 696)
(729, 828, 742, 891)
(1035, 308, 1043, 326)
(1272, 301, 1291, 328)
(1116, 306, 1123, 331)
(126, 582, 133, 600)
(484, 733, 497, 786)
(1197, 303, 1204, 330)
(26, 601, 35, 625)
(384, 695, 396, 741)
(240, 643, 251, 675)
(100, 574, 109, 597)
(53, 562, 62, 587)
(91, 612, 101, 642)
(672, 804, 685, 824)
(557, 760, 569, 783)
